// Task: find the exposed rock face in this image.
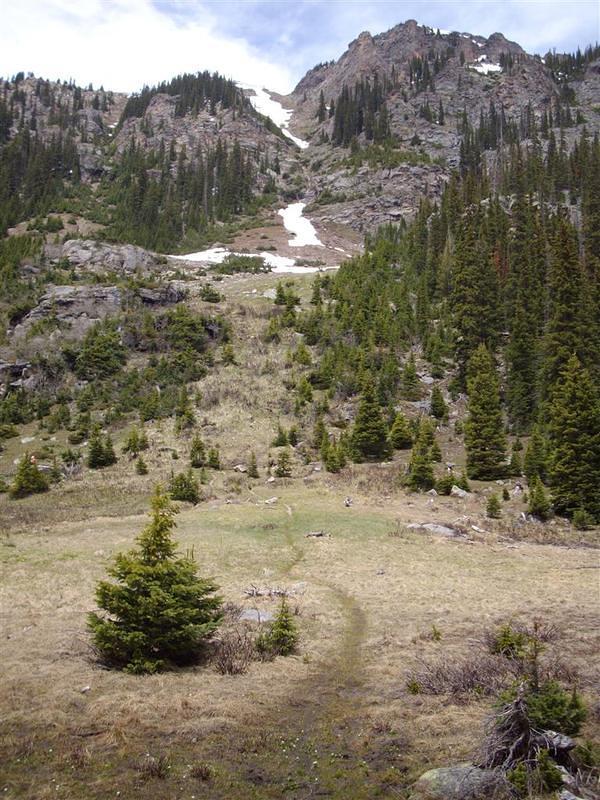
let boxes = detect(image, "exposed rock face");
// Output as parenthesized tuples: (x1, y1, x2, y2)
(114, 92, 296, 180)
(410, 765, 510, 799)
(0, 361, 31, 396)
(306, 161, 449, 232)
(3, 23, 600, 241)
(12, 285, 122, 341)
(285, 20, 600, 229)
(11, 282, 186, 342)
(290, 20, 552, 129)
(56, 239, 164, 276)
(0, 75, 128, 180)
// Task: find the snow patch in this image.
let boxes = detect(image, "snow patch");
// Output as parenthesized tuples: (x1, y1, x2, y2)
(171, 247, 229, 264)
(172, 202, 329, 272)
(469, 57, 503, 75)
(278, 202, 323, 247)
(171, 247, 334, 274)
(238, 83, 309, 149)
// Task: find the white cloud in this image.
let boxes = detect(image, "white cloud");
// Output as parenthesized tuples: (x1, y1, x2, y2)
(0, 0, 295, 94)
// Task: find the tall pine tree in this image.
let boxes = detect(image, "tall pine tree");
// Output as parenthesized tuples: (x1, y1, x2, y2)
(547, 355, 600, 521)
(464, 344, 507, 479)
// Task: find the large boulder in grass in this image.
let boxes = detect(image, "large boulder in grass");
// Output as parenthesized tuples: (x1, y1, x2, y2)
(410, 765, 510, 800)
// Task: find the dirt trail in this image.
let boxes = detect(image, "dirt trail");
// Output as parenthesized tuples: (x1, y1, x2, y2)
(246, 505, 370, 798)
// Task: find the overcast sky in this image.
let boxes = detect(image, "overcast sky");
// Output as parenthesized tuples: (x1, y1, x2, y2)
(1, 0, 598, 95)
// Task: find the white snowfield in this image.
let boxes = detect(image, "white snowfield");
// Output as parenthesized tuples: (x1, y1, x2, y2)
(171, 202, 330, 272)
(469, 56, 503, 75)
(171, 247, 334, 274)
(237, 83, 309, 149)
(278, 202, 324, 247)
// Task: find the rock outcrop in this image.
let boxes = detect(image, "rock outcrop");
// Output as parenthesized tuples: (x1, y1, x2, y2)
(410, 765, 510, 800)
(285, 20, 600, 230)
(55, 239, 164, 276)
(11, 282, 186, 342)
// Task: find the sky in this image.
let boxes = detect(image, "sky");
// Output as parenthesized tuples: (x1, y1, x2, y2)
(1, 0, 599, 95)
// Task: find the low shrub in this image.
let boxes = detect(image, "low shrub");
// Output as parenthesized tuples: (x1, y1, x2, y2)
(214, 628, 256, 675)
(169, 469, 200, 503)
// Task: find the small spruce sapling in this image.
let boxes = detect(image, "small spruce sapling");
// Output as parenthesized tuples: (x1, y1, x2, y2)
(136, 455, 148, 475)
(9, 454, 49, 499)
(486, 494, 502, 519)
(389, 410, 413, 450)
(430, 385, 447, 420)
(275, 448, 292, 478)
(272, 424, 288, 447)
(247, 452, 259, 479)
(257, 598, 299, 657)
(189, 435, 206, 468)
(88, 487, 222, 673)
(207, 447, 221, 470)
(169, 469, 200, 503)
(405, 425, 435, 491)
(528, 476, 551, 521)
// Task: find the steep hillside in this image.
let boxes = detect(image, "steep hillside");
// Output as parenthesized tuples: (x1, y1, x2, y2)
(0, 71, 299, 251)
(283, 20, 600, 230)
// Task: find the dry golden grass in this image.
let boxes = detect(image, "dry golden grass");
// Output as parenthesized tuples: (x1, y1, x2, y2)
(1, 482, 598, 799)
(1, 272, 599, 799)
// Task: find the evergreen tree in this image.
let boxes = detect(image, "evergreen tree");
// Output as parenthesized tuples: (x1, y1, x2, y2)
(465, 345, 507, 479)
(508, 449, 523, 477)
(9, 454, 49, 499)
(429, 438, 443, 462)
(405, 426, 435, 491)
(540, 218, 587, 398)
(296, 375, 313, 406)
(189, 435, 206, 468)
(103, 435, 117, 466)
(87, 425, 116, 469)
(506, 301, 538, 433)
(316, 90, 327, 123)
(135, 455, 148, 475)
(75, 321, 126, 381)
(207, 447, 221, 470)
(350, 381, 390, 461)
(451, 211, 501, 385)
(123, 427, 141, 455)
(430, 385, 447, 420)
(169, 469, 200, 503)
(528, 476, 551, 521)
(313, 416, 326, 449)
(547, 355, 600, 520)
(257, 598, 298, 657)
(401, 353, 420, 400)
(524, 427, 548, 483)
(457, 471, 471, 492)
(486, 494, 502, 518)
(174, 387, 195, 433)
(275, 448, 292, 478)
(247, 451, 259, 478)
(322, 437, 346, 473)
(272, 423, 288, 447)
(389, 410, 413, 449)
(88, 487, 222, 673)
